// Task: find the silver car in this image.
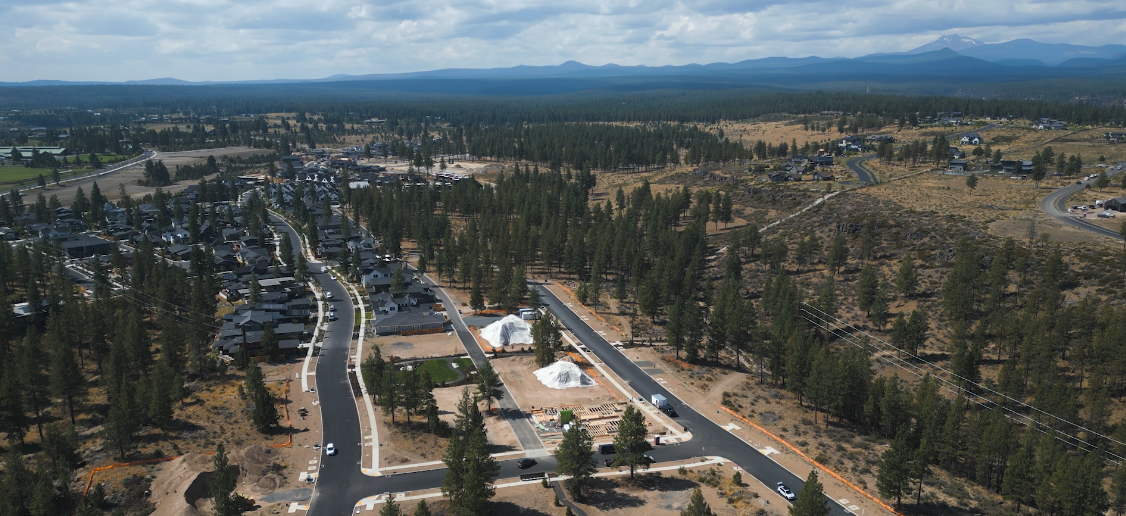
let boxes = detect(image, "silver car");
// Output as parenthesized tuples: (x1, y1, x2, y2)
(777, 482, 796, 501)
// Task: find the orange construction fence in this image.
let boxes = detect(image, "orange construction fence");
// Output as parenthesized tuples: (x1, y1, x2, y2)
(75, 379, 296, 515)
(719, 405, 904, 516)
(554, 284, 627, 338)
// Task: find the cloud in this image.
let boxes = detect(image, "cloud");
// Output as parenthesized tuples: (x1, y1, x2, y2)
(0, 0, 1123, 82)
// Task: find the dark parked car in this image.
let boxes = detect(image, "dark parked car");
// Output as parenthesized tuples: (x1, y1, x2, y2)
(517, 458, 536, 469)
(598, 444, 616, 455)
(661, 405, 678, 418)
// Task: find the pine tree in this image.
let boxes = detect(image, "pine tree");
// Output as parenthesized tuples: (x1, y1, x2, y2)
(210, 443, 238, 516)
(412, 499, 431, 516)
(103, 380, 139, 459)
(0, 364, 27, 444)
(148, 351, 176, 429)
(48, 332, 85, 425)
(260, 321, 280, 361)
(361, 347, 386, 396)
(856, 264, 878, 315)
(895, 257, 918, 297)
(245, 362, 278, 432)
(789, 470, 830, 516)
(877, 431, 913, 508)
(556, 424, 596, 499)
(532, 314, 561, 367)
(869, 280, 890, 329)
(612, 404, 652, 479)
(443, 388, 497, 514)
(681, 488, 715, 516)
(826, 234, 848, 275)
(379, 494, 401, 516)
(475, 360, 504, 413)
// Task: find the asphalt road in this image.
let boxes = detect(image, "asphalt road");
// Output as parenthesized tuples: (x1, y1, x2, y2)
(426, 278, 546, 452)
(846, 124, 997, 185)
(285, 247, 854, 514)
(1039, 164, 1126, 240)
(534, 284, 853, 516)
(270, 214, 363, 516)
(846, 154, 878, 184)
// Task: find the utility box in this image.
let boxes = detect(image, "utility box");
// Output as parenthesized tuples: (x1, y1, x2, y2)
(651, 394, 668, 408)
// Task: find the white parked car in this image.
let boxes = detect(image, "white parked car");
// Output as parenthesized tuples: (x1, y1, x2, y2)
(777, 482, 796, 501)
(1098, 211, 1116, 218)
(325, 291, 333, 299)
(325, 443, 336, 456)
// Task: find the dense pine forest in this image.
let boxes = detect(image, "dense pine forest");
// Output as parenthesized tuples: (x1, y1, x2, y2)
(2, 89, 1124, 128)
(336, 168, 1126, 515)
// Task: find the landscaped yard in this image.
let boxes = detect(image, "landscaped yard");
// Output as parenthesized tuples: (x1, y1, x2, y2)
(413, 357, 474, 383)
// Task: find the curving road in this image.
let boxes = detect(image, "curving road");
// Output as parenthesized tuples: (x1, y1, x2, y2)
(1039, 164, 1126, 240)
(283, 213, 861, 515)
(846, 124, 997, 185)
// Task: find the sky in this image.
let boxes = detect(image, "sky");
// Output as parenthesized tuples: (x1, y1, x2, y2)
(3, 0, 1126, 82)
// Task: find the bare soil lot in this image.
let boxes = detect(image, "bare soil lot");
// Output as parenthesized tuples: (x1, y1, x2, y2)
(368, 331, 465, 361)
(490, 355, 619, 410)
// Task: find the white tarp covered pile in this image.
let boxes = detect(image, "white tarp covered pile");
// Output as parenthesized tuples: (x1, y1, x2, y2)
(480, 314, 533, 348)
(534, 361, 596, 389)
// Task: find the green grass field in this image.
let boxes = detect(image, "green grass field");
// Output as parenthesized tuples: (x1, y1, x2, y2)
(0, 166, 62, 185)
(414, 357, 474, 383)
(0, 154, 133, 186)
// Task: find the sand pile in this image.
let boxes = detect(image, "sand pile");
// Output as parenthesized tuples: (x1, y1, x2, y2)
(534, 361, 596, 389)
(480, 315, 533, 348)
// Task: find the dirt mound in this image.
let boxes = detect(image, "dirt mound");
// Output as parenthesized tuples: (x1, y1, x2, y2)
(150, 445, 284, 516)
(150, 453, 217, 516)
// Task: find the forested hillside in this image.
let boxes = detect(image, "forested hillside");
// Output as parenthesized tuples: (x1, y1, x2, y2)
(338, 168, 1126, 515)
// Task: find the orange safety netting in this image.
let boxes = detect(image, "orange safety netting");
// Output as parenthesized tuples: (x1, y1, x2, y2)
(718, 406, 904, 516)
(554, 284, 626, 337)
(75, 379, 296, 515)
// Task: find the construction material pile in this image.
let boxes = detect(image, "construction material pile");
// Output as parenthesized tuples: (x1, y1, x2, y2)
(534, 361, 596, 389)
(480, 315, 533, 348)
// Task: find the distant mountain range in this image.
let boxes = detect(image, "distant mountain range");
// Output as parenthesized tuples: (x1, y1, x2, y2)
(2, 35, 1125, 88)
(907, 34, 1126, 66)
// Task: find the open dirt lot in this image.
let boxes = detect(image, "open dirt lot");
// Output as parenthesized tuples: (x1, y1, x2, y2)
(34, 147, 270, 205)
(490, 355, 619, 410)
(368, 331, 465, 361)
(396, 462, 786, 516)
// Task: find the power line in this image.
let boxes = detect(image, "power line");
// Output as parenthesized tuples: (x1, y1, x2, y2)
(15, 238, 226, 331)
(798, 302, 1125, 464)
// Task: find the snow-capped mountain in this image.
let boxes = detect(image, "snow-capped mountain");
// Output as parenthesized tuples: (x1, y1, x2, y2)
(907, 35, 985, 54)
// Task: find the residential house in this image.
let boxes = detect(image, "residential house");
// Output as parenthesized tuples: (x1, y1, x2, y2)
(948, 160, 969, 173)
(960, 133, 983, 145)
(1106, 197, 1126, 212)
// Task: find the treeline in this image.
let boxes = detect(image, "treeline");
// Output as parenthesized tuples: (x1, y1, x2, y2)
(459, 123, 748, 170)
(0, 233, 234, 515)
(3, 88, 1123, 127)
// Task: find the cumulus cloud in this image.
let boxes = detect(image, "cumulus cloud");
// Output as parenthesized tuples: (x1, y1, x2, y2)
(0, 0, 1123, 81)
